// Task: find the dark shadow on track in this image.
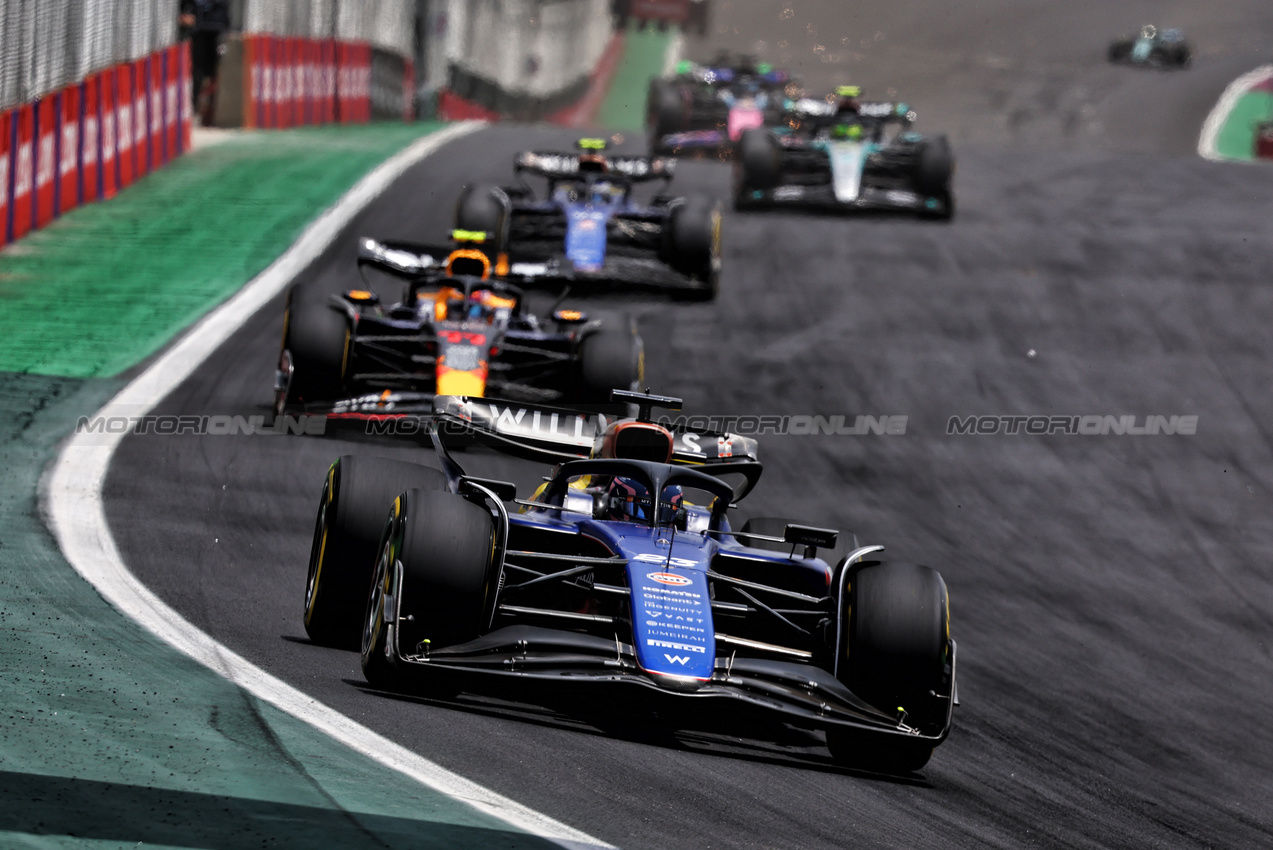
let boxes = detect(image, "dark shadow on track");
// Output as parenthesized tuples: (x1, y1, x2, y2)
(0, 769, 555, 849)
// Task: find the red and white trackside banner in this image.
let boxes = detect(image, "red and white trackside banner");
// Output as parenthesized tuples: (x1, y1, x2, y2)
(0, 109, 10, 247)
(58, 83, 81, 216)
(3, 43, 191, 246)
(9, 103, 35, 242)
(242, 35, 407, 128)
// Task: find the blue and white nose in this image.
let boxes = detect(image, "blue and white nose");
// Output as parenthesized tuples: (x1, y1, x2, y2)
(627, 562, 715, 688)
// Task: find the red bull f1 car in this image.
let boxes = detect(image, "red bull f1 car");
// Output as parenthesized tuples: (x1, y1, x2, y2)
(454, 140, 721, 300)
(274, 233, 643, 418)
(303, 391, 957, 773)
(735, 87, 955, 220)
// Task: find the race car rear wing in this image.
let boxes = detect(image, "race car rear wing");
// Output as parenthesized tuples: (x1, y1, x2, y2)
(789, 98, 916, 124)
(513, 150, 677, 183)
(431, 395, 763, 497)
(356, 237, 570, 284)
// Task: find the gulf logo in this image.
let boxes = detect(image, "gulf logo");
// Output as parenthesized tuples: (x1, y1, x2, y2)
(647, 571, 692, 586)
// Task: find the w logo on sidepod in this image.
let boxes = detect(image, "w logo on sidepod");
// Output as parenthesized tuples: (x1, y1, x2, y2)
(647, 571, 692, 586)
(664, 654, 691, 665)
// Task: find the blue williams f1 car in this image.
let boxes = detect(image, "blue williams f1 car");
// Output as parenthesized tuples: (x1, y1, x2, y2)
(303, 391, 957, 773)
(454, 139, 722, 300)
(735, 87, 955, 220)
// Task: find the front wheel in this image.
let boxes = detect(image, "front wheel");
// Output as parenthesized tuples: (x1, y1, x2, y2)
(278, 301, 349, 414)
(361, 487, 496, 690)
(914, 135, 954, 217)
(304, 456, 447, 649)
(825, 731, 934, 774)
(828, 560, 951, 773)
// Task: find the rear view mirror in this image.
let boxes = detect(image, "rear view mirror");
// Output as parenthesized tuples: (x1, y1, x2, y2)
(783, 524, 838, 550)
(459, 476, 517, 502)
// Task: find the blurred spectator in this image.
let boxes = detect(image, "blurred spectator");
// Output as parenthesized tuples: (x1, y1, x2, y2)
(180, 0, 231, 125)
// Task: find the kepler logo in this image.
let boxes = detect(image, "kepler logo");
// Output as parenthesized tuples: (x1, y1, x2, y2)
(947, 414, 1198, 436)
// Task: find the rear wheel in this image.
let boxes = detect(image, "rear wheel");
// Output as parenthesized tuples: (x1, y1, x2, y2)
(304, 456, 447, 649)
(648, 79, 685, 151)
(687, 1, 709, 36)
(577, 326, 642, 403)
(278, 302, 349, 414)
(361, 487, 495, 689)
(736, 127, 782, 195)
(455, 184, 506, 246)
(827, 560, 950, 773)
(611, 0, 630, 29)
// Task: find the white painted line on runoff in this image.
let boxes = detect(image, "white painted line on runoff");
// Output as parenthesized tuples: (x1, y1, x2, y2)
(1198, 64, 1273, 161)
(44, 119, 613, 850)
(662, 31, 685, 78)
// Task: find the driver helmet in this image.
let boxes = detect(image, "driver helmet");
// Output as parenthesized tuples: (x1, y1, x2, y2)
(590, 182, 613, 204)
(466, 291, 492, 322)
(605, 478, 683, 523)
(834, 85, 862, 115)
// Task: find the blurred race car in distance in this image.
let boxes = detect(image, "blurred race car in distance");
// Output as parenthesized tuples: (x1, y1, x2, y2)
(1256, 121, 1273, 160)
(1108, 25, 1191, 68)
(274, 231, 643, 418)
(612, 0, 710, 35)
(734, 86, 955, 220)
(303, 389, 958, 774)
(455, 139, 721, 299)
(648, 53, 796, 157)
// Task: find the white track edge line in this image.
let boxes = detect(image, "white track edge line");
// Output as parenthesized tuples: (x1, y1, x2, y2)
(1198, 64, 1273, 161)
(662, 31, 685, 78)
(43, 118, 614, 850)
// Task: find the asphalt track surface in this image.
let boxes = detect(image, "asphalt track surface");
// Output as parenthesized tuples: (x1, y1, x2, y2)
(104, 3, 1273, 848)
